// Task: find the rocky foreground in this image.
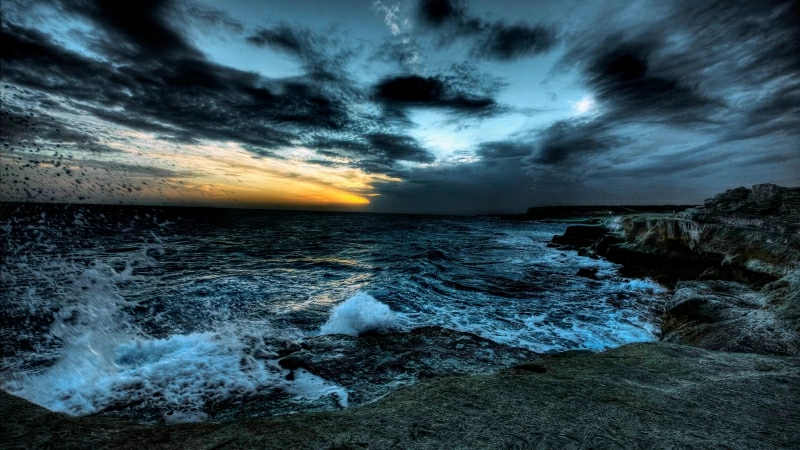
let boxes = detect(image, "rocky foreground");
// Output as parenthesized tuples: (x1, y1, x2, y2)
(2, 343, 798, 449)
(2, 184, 800, 449)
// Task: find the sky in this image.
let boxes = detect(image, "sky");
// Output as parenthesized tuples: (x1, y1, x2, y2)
(1, 0, 798, 214)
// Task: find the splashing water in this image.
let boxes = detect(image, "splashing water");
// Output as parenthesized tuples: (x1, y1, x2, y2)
(1, 204, 669, 422)
(320, 291, 399, 336)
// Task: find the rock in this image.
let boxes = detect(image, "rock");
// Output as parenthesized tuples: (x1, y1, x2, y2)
(551, 225, 608, 248)
(593, 232, 625, 254)
(576, 267, 600, 280)
(662, 275, 800, 356)
(3, 342, 799, 449)
(597, 185, 800, 286)
(691, 183, 800, 233)
(604, 239, 722, 287)
(275, 326, 539, 405)
(501, 204, 695, 221)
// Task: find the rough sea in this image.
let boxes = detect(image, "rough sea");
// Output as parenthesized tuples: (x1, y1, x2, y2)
(0, 203, 668, 423)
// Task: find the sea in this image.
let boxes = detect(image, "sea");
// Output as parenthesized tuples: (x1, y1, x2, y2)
(0, 203, 667, 423)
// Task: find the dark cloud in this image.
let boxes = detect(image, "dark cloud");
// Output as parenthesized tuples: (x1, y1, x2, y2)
(472, 23, 558, 61)
(57, 0, 197, 57)
(580, 40, 722, 125)
(365, 133, 434, 163)
(182, 3, 244, 33)
(370, 62, 507, 123)
(309, 133, 435, 173)
(246, 23, 309, 55)
(728, 81, 800, 141)
(474, 119, 625, 170)
(417, 0, 466, 27)
(560, 0, 799, 131)
(1, 9, 357, 154)
(415, 0, 558, 61)
(2, 0, 797, 213)
(367, 155, 598, 215)
(528, 120, 626, 166)
(246, 22, 357, 82)
(475, 141, 532, 160)
(374, 75, 494, 111)
(371, 39, 422, 71)
(0, 98, 119, 154)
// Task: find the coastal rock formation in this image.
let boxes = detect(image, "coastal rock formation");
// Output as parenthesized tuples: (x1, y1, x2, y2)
(278, 326, 539, 406)
(502, 204, 695, 221)
(601, 184, 800, 284)
(3, 343, 798, 449)
(550, 224, 608, 248)
(551, 184, 800, 356)
(690, 183, 800, 234)
(662, 276, 800, 356)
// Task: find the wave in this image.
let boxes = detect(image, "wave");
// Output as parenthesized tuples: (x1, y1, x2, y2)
(319, 291, 398, 336)
(2, 240, 349, 422)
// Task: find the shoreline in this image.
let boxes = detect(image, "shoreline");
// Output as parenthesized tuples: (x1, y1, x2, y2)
(3, 343, 798, 449)
(2, 184, 799, 449)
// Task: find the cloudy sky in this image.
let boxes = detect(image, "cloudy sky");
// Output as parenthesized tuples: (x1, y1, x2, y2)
(1, 0, 798, 214)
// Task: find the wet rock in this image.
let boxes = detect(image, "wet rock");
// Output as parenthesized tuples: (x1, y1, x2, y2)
(551, 225, 608, 248)
(277, 327, 539, 406)
(662, 274, 800, 356)
(604, 239, 722, 287)
(502, 204, 695, 221)
(275, 343, 302, 358)
(601, 184, 800, 287)
(593, 232, 625, 254)
(576, 267, 600, 280)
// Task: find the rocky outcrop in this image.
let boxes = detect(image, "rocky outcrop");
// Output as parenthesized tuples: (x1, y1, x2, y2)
(3, 343, 798, 449)
(501, 204, 695, 221)
(662, 275, 800, 356)
(277, 326, 539, 406)
(551, 184, 800, 356)
(603, 184, 800, 283)
(603, 213, 798, 285)
(690, 183, 800, 234)
(550, 224, 608, 249)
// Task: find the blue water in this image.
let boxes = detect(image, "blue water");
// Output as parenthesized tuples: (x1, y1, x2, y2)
(0, 204, 666, 421)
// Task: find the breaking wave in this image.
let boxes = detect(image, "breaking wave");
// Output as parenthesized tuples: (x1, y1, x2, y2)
(320, 291, 398, 336)
(1, 237, 348, 423)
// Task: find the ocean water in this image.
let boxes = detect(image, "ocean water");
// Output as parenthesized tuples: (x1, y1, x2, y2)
(0, 203, 667, 422)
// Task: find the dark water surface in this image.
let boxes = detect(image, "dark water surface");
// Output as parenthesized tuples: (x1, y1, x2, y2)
(0, 203, 667, 422)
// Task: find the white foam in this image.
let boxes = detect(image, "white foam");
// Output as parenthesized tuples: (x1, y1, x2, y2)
(320, 292, 398, 336)
(3, 249, 349, 421)
(8, 329, 351, 420)
(619, 278, 665, 293)
(286, 368, 349, 408)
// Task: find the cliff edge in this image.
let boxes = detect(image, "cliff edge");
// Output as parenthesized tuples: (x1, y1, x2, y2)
(552, 184, 800, 356)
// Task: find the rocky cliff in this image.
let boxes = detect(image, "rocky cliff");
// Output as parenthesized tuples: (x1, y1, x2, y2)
(552, 184, 800, 356)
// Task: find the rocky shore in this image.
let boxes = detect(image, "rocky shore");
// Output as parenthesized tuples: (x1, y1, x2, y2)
(2, 184, 799, 449)
(550, 184, 800, 356)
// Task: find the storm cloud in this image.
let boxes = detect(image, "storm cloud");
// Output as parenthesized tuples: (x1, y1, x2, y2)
(416, 0, 559, 60)
(1, 0, 797, 212)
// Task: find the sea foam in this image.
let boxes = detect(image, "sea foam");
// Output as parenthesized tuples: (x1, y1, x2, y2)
(3, 242, 349, 422)
(320, 292, 398, 336)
